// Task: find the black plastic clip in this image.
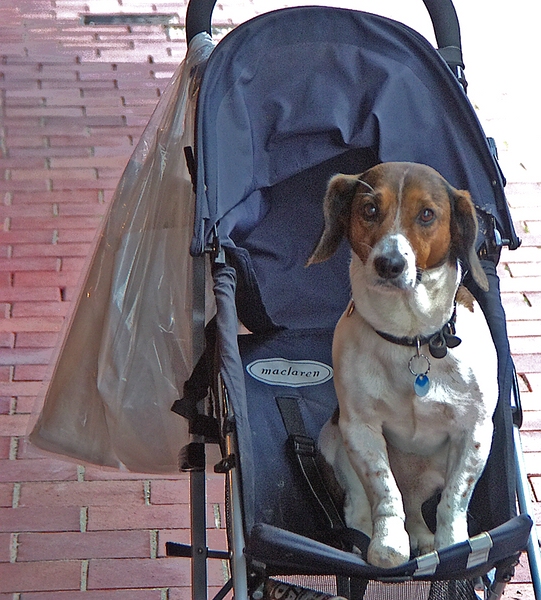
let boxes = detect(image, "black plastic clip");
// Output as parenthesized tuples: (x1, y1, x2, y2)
(214, 454, 236, 474)
(206, 225, 225, 265)
(290, 434, 317, 458)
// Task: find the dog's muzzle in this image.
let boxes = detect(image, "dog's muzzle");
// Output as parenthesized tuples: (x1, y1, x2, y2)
(371, 234, 417, 288)
(374, 253, 407, 280)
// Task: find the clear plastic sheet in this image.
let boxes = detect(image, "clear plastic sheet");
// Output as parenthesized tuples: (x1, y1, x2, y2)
(29, 33, 215, 473)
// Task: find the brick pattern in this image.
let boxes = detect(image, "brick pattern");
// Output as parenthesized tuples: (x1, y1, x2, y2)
(1, 1, 540, 599)
(0, 1, 228, 598)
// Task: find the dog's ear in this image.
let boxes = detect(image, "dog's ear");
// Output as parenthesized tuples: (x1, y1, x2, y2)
(450, 187, 489, 292)
(306, 174, 360, 265)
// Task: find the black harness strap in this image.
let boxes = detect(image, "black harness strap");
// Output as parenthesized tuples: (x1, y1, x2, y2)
(276, 396, 345, 531)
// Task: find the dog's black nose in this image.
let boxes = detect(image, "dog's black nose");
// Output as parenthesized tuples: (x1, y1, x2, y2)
(374, 254, 407, 279)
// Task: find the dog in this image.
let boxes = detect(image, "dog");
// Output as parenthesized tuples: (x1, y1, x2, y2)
(307, 162, 498, 568)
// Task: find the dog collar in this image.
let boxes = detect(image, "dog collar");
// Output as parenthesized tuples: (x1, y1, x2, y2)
(347, 300, 461, 359)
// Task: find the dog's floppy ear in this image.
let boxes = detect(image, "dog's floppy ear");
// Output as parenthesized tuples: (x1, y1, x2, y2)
(450, 187, 489, 292)
(306, 174, 360, 265)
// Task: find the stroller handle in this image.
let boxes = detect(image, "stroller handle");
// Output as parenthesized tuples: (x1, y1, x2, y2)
(185, 0, 463, 55)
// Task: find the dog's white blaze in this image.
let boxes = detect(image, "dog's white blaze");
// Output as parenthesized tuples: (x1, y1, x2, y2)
(394, 166, 411, 230)
(368, 232, 418, 289)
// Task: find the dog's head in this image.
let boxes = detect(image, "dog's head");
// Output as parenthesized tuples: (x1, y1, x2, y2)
(307, 162, 489, 292)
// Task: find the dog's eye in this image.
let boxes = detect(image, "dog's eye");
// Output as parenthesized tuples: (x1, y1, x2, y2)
(419, 208, 435, 224)
(361, 202, 379, 221)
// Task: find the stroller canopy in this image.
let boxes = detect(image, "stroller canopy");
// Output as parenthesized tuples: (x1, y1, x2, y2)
(191, 6, 517, 258)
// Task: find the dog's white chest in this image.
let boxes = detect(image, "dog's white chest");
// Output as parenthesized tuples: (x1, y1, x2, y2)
(332, 304, 494, 455)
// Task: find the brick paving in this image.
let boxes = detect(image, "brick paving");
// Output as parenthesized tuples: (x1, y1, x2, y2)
(0, 0, 539, 598)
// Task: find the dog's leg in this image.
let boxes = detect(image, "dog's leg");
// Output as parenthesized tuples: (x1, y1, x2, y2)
(339, 418, 411, 568)
(434, 419, 494, 549)
(388, 448, 443, 557)
(319, 420, 373, 537)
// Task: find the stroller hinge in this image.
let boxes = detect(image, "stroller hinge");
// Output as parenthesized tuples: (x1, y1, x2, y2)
(206, 225, 225, 264)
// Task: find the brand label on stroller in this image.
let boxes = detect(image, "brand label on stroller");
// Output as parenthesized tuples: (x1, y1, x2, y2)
(246, 358, 333, 388)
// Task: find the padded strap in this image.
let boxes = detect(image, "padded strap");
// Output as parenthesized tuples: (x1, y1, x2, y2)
(225, 246, 282, 334)
(276, 396, 345, 531)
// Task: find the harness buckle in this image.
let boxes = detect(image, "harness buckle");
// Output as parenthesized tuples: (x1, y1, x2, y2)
(290, 434, 317, 457)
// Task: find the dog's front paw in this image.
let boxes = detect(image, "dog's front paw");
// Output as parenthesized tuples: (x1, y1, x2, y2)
(367, 517, 410, 568)
(409, 529, 435, 557)
(434, 514, 469, 550)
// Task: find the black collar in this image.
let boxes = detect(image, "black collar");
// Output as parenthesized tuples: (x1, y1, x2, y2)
(374, 306, 461, 359)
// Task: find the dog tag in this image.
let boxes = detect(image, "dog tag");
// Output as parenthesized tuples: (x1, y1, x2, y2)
(408, 343, 431, 397)
(414, 373, 430, 397)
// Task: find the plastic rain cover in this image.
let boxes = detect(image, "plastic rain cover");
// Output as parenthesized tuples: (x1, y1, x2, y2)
(29, 34, 215, 473)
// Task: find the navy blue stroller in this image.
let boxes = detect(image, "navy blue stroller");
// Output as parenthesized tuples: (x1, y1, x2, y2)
(166, 1, 540, 598)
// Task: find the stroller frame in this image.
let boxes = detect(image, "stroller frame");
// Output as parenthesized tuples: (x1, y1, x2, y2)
(166, 1, 541, 599)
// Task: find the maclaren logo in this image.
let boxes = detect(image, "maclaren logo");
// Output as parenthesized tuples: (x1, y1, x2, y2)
(246, 358, 333, 388)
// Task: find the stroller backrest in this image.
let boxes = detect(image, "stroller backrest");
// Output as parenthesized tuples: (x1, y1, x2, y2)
(192, 6, 515, 330)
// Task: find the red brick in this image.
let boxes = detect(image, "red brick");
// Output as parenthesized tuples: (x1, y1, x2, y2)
(0, 532, 12, 562)
(0, 437, 11, 459)
(83, 467, 180, 482)
(57, 205, 107, 218)
(12, 272, 78, 288)
(20, 590, 164, 600)
(0, 205, 55, 219)
(0, 288, 60, 302)
(12, 243, 91, 258)
(10, 147, 90, 159)
(0, 347, 53, 365)
(49, 156, 127, 169)
(0, 230, 54, 244)
(0, 333, 15, 348)
(0, 458, 78, 483)
(14, 332, 59, 348)
(0, 366, 12, 382)
(0, 506, 80, 533)
(514, 354, 541, 374)
(0, 317, 63, 332)
(15, 437, 50, 459)
(18, 530, 150, 561)
(12, 394, 37, 414)
(148, 476, 224, 506)
(5, 106, 84, 119)
(4, 136, 45, 149)
(0, 382, 42, 396)
(55, 229, 99, 243)
(0, 257, 60, 271)
(0, 483, 13, 508)
(10, 302, 69, 318)
(0, 560, 81, 593)
(0, 158, 44, 170)
(0, 414, 31, 437)
(18, 480, 145, 507)
(87, 557, 189, 590)
(13, 364, 49, 381)
(0, 179, 49, 193)
(88, 504, 190, 532)
(8, 216, 102, 231)
(88, 177, 120, 190)
(59, 257, 87, 272)
(0, 396, 12, 413)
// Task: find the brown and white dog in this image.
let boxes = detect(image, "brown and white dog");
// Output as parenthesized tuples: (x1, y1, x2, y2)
(307, 162, 498, 568)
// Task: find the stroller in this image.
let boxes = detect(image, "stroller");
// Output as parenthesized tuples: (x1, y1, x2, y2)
(28, 0, 539, 599)
(166, 0, 540, 598)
